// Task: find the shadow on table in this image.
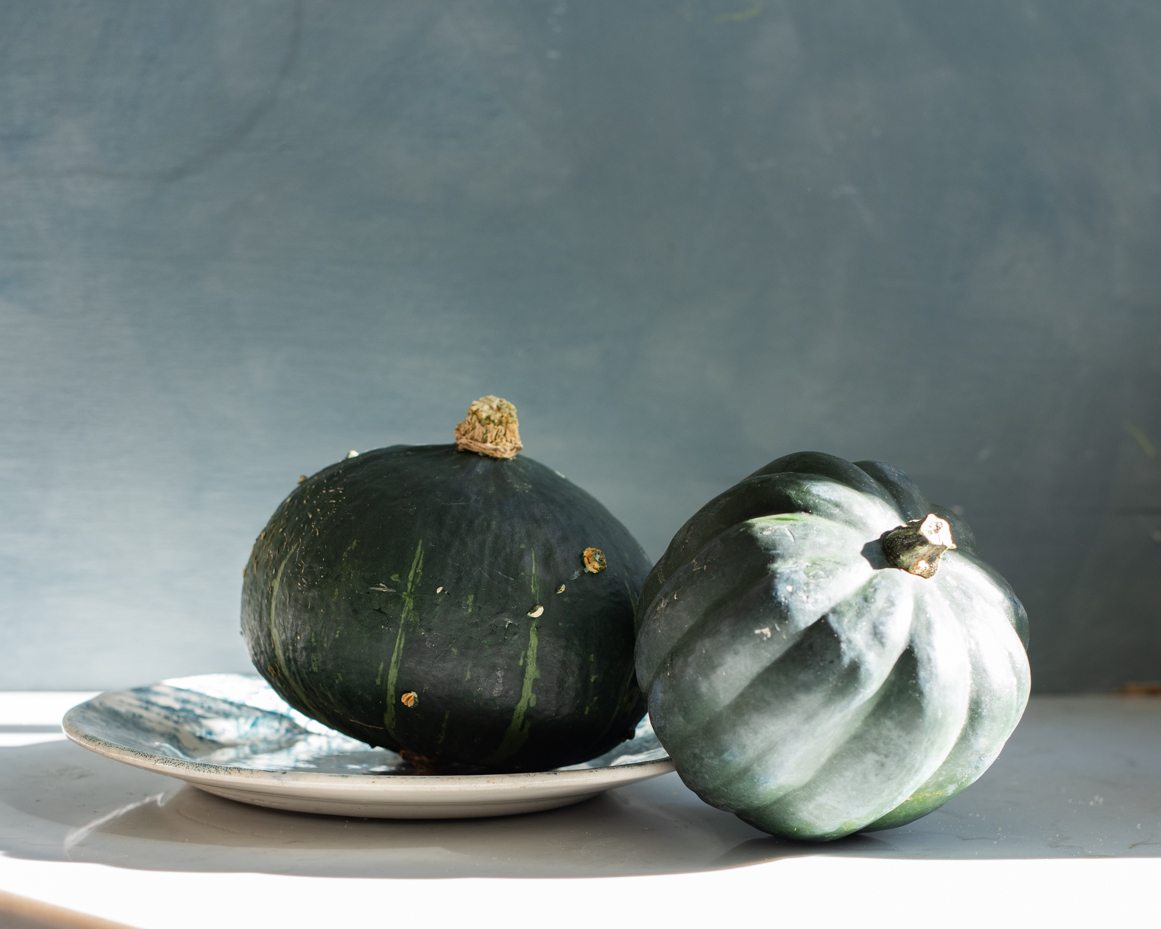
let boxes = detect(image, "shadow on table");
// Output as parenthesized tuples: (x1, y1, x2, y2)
(4, 696, 1161, 879)
(1, 739, 786, 878)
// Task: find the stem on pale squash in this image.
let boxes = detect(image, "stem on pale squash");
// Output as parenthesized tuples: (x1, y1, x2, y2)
(454, 396, 523, 459)
(880, 514, 956, 579)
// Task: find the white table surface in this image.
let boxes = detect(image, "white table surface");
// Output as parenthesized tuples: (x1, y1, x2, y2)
(1, 691, 1159, 929)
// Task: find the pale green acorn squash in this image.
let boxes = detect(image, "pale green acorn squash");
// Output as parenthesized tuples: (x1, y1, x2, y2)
(635, 452, 1030, 840)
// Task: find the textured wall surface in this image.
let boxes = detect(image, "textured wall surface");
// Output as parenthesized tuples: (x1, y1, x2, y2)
(2, 1, 1160, 690)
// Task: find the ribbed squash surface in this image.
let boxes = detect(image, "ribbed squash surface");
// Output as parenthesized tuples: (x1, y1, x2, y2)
(636, 452, 1030, 840)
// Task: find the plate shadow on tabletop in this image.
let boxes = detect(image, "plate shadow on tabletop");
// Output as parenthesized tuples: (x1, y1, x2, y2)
(0, 741, 772, 878)
(1, 696, 1159, 877)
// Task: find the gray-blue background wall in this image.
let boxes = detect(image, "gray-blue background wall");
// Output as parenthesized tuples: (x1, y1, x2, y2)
(2, 1, 1159, 691)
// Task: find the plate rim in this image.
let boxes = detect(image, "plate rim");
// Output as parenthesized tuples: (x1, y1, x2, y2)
(61, 680, 675, 796)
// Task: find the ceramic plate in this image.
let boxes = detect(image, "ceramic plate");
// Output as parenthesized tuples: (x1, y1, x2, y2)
(62, 674, 674, 819)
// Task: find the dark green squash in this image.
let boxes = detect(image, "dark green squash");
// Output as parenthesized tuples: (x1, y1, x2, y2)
(636, 452, 1030, 840)
(242, 397, 651, 772)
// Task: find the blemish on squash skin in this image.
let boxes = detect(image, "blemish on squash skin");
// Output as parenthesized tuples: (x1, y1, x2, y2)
(487, 617, 541, 764)
(583, 547, 607, 573)
(383, 540, 424, 732)
(401, 691, 418, 708)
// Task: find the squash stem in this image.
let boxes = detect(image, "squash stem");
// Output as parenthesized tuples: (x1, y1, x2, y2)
(454, 396, 523, 459)
(880, 514, 956, 579)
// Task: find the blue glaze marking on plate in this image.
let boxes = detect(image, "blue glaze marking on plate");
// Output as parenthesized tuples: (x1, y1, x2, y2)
(61, 674, 673, 819)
